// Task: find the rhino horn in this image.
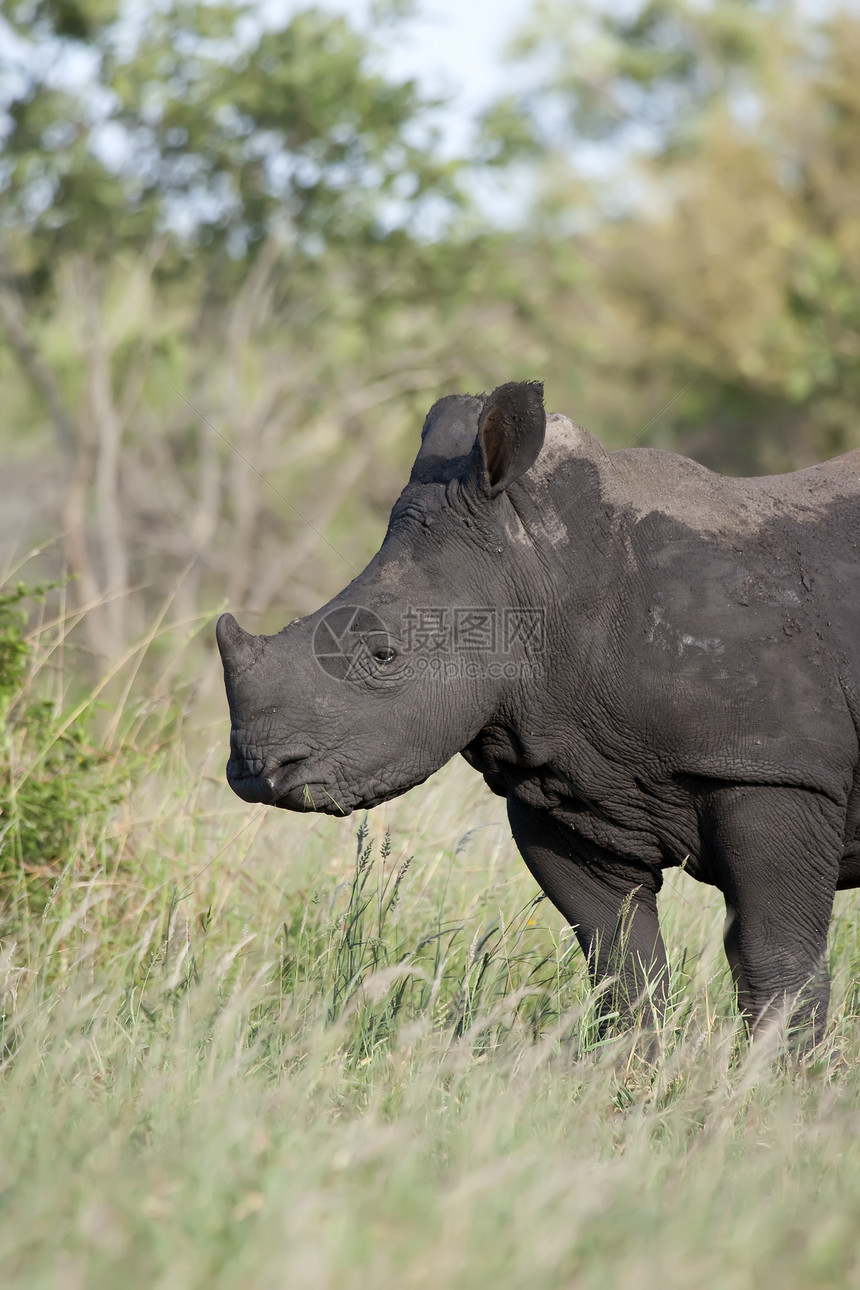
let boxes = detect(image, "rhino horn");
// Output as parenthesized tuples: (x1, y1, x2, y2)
(216, 612, 258, 675)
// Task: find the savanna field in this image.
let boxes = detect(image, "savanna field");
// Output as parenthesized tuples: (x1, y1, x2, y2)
(1, 583, 860, 1290)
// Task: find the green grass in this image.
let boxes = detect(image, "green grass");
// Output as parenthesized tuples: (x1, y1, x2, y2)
(2, 611, 860, 1287)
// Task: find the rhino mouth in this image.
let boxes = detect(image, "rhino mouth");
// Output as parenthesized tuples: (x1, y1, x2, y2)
(224, 745, 354, 815)
(226, 740, 432, 816)
(226, 745, 313, 805)
(272, 781, 354, 815)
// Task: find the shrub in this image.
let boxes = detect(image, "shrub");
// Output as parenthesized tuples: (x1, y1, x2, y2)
(0, 581, 129, 910)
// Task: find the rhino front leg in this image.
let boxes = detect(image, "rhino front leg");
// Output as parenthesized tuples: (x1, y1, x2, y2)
(702, 785, 843, 1051)
(507, 798, 668, 1035)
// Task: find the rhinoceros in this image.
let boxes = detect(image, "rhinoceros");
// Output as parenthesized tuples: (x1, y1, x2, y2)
(217, 381, 860, 1045)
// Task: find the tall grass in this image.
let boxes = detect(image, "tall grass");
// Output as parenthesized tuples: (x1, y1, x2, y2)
(1, 589, 860, 1288)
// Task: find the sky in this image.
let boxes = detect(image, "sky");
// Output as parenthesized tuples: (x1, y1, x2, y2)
(282, 0, 535, 154)
(373, 0, 533, 148)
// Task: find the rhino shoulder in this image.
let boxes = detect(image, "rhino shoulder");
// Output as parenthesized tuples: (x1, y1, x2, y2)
(759, 448, 860, 512)
(605, 444, 860, 538)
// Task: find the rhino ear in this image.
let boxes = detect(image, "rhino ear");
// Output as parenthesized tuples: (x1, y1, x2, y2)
(477, 381, 546, 497)
(409, 394, 484, 484)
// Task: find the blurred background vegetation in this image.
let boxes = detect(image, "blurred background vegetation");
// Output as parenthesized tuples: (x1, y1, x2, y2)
(1, 0, 859, 669)
(2, 10, 860, 1279)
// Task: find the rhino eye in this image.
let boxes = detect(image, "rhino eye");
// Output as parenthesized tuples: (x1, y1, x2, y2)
(372, 645, 397, 665)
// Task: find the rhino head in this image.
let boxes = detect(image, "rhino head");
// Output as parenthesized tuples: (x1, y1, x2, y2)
(216, 381, 549, 815)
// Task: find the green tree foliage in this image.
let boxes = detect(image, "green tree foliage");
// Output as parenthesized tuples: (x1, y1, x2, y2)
(1, 0, 460, 285)
(495, 0, 860, 470)
(0, 3, 532, 659)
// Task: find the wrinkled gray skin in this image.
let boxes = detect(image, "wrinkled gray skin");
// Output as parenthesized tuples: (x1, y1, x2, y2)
(218, 382, 860, 1047)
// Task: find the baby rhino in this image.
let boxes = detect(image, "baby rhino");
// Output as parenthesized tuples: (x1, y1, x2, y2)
(218, 381, 860, 1048)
